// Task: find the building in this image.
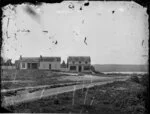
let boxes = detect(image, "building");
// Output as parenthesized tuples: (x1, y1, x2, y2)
(67, 56, 91, 72)
(15, 55, 91, 72)
(18, 56, 39, 69)
(39, 56, 61, 70)
(16, 55, 61, 70)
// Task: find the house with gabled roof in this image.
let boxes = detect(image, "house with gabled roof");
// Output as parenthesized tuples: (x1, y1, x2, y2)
(39, 56, 61, 70)
(18, 56, 39, 69)
(67, 56, 91, 72)
(16, 55, 61, 70)
(15, 55, 91, 72)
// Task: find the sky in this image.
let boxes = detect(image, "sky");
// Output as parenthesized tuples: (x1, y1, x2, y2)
(2, 1, 149, 64)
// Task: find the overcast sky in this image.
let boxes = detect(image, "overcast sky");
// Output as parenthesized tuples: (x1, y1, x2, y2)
(2, 1, 148, 64)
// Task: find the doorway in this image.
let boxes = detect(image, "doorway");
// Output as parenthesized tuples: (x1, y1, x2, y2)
(27, 63, 38, 69)
(49, 64, 51, 70)
(78, 66, 82, 72)
(32, 63, 38, 69)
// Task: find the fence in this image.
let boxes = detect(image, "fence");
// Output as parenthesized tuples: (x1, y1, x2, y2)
(2, 66, 16, 69)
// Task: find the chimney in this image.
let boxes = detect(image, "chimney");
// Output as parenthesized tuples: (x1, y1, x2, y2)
(20, 55, 22, 60)
(40, 55, 42, 59)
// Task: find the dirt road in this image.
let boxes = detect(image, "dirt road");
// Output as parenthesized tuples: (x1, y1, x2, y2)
(3, 75, 130, 106)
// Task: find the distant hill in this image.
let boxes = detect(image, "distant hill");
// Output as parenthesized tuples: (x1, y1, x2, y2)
(93, 64, 148, 72)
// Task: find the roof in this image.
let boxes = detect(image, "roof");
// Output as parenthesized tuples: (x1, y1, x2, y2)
(18, 56, 61, 62)
(19, 57, 40, 62)
(40, 57, 61, 62)
(15, 60, 19, 64)
(67, 56, 91, 62)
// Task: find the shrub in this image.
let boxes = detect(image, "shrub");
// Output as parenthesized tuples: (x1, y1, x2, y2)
(126, 96, 139, 106)
(129, 75, 140, 83)
(139, 74, 149, 114)
(61, 94, 71, 100)
(103, 100, 110, 104)
(79, 104, 96, 113)
(53, 99, 60, 105)
(90, 65, 104, 74)
(134, 104, 145, 114)
(140, 74, 149, 87)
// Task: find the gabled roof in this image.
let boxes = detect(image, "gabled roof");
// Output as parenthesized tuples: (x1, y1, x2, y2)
(40, 57, 61, 62)
(19, 57, 39, 62)
(18, 56, 61, 62)
(67, 56, 91, 62)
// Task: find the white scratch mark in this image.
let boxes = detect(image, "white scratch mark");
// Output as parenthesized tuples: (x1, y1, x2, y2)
(83, 85, 90, 105)
(55, 88, 59, 99)
(72, 85, 76, 106)
(40, 89, 45, 99)
(90, 97, 95, 106)
(13, 70, 17, 83)
(82, 80, 84, 93)
(79, 109, 82, 114)
(90, 75, 93, 84)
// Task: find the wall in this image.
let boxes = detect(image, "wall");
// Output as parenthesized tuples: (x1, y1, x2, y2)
(60, 67, 69, 72)
(2, 66, 16, 69)
(39, 61, 60, 70)
(68, 64, 78, 72)
(82, 65, 91, 72)
(68, 61, 90, 65)
(68, 64, 91, 72)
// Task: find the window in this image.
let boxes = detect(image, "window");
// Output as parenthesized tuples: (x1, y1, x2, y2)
(85, 61, 88, 64)
(72, 61, 75, 64)
(79, 61, 81, 64)
(70, 66, 76, 70)
(84, 66, 90, 70)
(22, 63, 25, 68)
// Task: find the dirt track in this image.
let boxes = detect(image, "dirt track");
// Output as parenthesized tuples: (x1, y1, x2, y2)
(3, 75, 130, 106)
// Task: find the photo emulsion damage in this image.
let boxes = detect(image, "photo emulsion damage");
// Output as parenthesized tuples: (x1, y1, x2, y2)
(1, 1, 149, 114)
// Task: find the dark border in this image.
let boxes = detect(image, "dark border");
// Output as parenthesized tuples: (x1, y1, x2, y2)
(0, 0, 149, 113)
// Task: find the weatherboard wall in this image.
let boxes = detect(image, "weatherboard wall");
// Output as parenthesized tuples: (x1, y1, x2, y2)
(39, 61, 61, 70)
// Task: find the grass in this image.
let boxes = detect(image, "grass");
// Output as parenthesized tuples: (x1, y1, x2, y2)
(4, 79, 147, 114)
(1, 69, 112, 90)
(1, 69, 76, 89)
(2, 70, 148, 113)
(1, 69, 70, 80)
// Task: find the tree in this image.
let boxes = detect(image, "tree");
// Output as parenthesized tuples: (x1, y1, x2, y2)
(62, 60, 66, 66)
(5, 59, 12, 66)
(1, 57, 4, 65)
(90, 65, 96, 72)
(90, 65, 104, 74)
(61, 60, 67, 68)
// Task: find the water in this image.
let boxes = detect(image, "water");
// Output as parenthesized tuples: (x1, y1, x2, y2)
(103, 72, 148, 75)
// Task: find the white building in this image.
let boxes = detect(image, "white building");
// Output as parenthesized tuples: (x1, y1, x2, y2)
(16, 55, 61, 70)
(67, 56, 91, 72)
(39, 56, 61, 70)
